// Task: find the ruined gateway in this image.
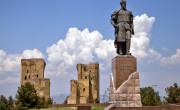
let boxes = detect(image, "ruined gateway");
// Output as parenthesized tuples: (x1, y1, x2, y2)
(21, 59, 50, 101)
(67, 63, 99, 104)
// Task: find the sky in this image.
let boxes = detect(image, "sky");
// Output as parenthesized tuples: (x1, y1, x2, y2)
(0, 0, 180, 100)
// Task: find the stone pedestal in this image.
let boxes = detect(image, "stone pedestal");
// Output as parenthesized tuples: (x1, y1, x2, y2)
(109, 56, 142, 107)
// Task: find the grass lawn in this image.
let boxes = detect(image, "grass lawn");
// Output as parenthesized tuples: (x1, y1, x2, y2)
(30, 107, 76, 110)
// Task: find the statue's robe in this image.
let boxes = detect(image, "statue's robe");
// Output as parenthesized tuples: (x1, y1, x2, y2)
(111, 9, 133, 48)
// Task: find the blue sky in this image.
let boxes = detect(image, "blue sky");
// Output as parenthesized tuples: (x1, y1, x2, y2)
(0, 0, 180, 101)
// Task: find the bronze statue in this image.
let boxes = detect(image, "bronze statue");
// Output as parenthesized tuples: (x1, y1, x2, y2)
(111, 0, 134, 55)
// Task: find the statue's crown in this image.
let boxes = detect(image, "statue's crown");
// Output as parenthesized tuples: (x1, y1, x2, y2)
(120, 0, 126, 5)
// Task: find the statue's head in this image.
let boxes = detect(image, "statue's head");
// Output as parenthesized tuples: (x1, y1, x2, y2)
(120, 0, 126, 9)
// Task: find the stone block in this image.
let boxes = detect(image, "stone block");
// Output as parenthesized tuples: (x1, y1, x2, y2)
(134, 79, 140, 86)
(120, 101, 128, 107)
(117, 86, 127, 94)
(128, 101, 135, 107)
(114, 94, 119, 101)
(135, 87, 140, 94)
(120, 94, 127, 101)
(134, 94, 141, 101)
(133, 72, 139, 79)
(127, 94, 133, 101)
(115, 101, 121, 107)
(135, 101, 142, 107)
(127, 87, 133, 94)
(126, 79, 133, 86)
(109, 87, 114, 94)
(114, 94, 126, 101)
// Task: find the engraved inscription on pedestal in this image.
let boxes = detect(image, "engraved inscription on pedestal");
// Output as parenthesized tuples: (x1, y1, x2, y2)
(112, 57, 137, 90)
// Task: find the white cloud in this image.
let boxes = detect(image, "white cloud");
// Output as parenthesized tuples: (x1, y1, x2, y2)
(149, 49, 161, 59)
(94, 40, 116, 72)
(22, 49, 45, 59)
(46, 28, 107, 76)
(0, 50, 6, 56)
(161, 49, 180, 65)
(0, 50, 21, 73)
(0, 14, 159, 78)
(95, 40, 116, 60)
(0, 49, 45, 84)
(46, 14, 159, 76)
(0, 77, 19, 84)
(131, 14, 160, 59)
(133, 14, 155, 34)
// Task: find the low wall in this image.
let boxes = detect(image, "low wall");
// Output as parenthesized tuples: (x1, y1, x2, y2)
(114, 104, 180, 110)
(51, 103, 180, 110)
(50, 103, 110, 108)
(115, 106, 165, 110)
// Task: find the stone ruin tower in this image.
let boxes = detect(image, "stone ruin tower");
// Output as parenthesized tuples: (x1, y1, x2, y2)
(67, 63, 99, 104)
(21, 59, 50, 101)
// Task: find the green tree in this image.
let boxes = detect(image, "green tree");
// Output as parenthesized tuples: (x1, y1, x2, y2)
(0, 102, 8, 110)
(36, 97, 53, 108)
(164, 83, 180, 104)
(47, 97, 53, 105)
(0, 95, 14, 110)
(15, 82, 39, 109)
(140, 87, 162, 106)
(94, 98, 100, 103)
(64, 96, 69, 104)
(0, 95, 8, 105)
(36, 97, 46, 108)
(0, 95, 8, 109)
(15, 82, 53, 109)
(8, 96, 14, 110)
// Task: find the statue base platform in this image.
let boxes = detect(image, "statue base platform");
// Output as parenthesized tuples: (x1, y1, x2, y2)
(109, 56, 142, 107)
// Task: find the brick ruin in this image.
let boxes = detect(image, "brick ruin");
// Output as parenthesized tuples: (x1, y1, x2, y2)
(67, 63, 99, 104)
(20, 59, 50, 101)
